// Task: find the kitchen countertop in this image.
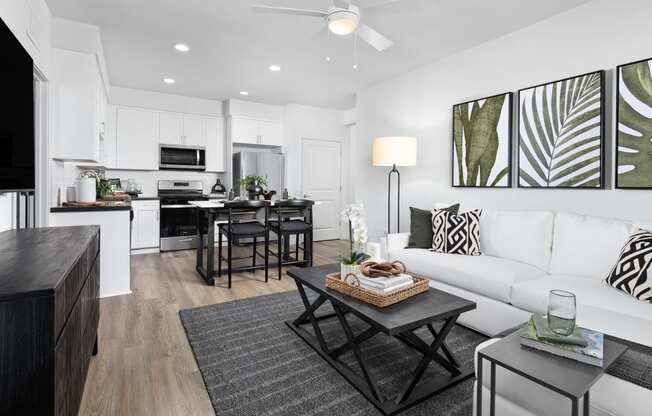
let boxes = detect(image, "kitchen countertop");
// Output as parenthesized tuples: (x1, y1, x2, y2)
(50, 201, 132, 213)
(130, 196, 159, 201)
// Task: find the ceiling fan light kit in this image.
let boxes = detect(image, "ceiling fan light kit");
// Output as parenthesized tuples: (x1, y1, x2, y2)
(327, 7, 360, 36)
(252, 1, 394, 52)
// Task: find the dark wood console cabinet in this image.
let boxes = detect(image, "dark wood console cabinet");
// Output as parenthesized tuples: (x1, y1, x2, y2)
(0, 226, 100, 415)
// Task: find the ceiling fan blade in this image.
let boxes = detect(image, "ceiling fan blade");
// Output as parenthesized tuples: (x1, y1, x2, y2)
(356, 23, 393, 51)
(360, 0, 405, 9)
(252, 5, 327, 18)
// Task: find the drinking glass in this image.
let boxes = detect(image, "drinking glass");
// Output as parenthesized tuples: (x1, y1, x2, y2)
(547, 290, 576, 336)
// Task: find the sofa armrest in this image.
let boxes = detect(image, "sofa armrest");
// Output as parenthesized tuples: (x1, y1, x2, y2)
(386, 233, 410, 255)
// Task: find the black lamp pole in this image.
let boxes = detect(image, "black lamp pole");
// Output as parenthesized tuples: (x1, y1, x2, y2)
(387, 164, 400, 234)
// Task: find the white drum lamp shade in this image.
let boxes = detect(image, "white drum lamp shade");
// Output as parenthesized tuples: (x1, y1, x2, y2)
(371, 136, 417, 234)
(372, 137, 417, 167)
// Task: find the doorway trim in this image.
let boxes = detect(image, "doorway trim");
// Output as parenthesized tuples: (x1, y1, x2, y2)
(33, 67, 49, 227)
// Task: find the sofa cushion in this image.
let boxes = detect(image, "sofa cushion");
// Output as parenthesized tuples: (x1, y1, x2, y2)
(511, 274, 652, 323)
(480, 210, 554, 272)
(549, 212, 634, 279)
(431, 209, 482, 255)
(604, 229, 652, 303)
(406, 204, 459, 249)
(389, 248, 546, 303)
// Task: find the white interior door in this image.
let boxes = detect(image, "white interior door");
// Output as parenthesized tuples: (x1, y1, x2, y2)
(302, 139, 341, 241)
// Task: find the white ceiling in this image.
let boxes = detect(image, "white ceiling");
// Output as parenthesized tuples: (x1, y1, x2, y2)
(45, 0, 590, 109)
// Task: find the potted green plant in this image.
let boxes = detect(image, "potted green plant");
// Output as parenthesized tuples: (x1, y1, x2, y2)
(240, 175, 268, 200)
(339, 203, 370, 280)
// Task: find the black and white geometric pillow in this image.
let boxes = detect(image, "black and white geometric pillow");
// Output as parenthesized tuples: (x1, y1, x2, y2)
(431, 209, 482, 256)
(604, 229, 652, 303)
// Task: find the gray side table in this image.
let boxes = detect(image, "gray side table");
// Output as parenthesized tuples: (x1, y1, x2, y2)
(477, 329, 627, 416)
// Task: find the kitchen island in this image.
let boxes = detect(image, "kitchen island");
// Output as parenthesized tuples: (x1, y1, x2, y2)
(50, 204, 131, 297)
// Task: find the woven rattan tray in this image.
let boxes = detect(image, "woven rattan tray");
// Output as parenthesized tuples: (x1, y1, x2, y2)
(325, 272, 429, 308)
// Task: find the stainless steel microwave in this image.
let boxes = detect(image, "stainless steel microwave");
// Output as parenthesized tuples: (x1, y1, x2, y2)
(159, 145, 206, 171)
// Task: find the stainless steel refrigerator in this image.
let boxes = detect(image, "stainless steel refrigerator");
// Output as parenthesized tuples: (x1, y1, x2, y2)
(232, 152, 285, 198)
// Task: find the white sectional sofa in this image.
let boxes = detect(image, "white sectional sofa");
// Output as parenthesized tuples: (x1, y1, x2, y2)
(386, 209, 652, 416)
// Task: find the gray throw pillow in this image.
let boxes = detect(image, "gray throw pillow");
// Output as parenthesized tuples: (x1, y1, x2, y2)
(406, 204, 460, 249)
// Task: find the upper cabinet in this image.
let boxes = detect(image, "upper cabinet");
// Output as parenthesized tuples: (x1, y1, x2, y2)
(183, 115, 205, 147)
(51, 48, 106, 162)
(230, 117, 283, 146)
(230, 117, 259, 145)
(158, 113, 205, 147)
(115, 107, 159, 170)
(159, 112, 183, 145)
(258, 120, 283, 146)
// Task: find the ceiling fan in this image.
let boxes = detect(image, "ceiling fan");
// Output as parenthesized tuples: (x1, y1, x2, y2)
(252, 0, 402, 52)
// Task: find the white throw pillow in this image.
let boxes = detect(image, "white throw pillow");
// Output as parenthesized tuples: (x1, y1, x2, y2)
(480, 210, 554, 271)
(550, 213, 634, 279)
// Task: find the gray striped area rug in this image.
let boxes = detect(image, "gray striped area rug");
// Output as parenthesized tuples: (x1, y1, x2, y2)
(179, 290, 487, 416)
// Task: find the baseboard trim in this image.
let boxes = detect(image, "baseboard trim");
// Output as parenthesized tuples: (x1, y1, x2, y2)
(131, 247, 160, 255)
(100, 289, 132, 299)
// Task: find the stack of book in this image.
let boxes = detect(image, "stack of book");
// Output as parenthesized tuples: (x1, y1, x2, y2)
(357, 274, 414, 294)
(520, 315, 604, 367)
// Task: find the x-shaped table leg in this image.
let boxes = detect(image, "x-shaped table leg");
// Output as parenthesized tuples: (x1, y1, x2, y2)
(332, 303, 384, 401)
(294, 281, 330, 353)
(394, 316, 460, 404)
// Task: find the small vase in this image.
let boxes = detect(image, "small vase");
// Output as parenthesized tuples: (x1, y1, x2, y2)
(340, 263, 361, 282)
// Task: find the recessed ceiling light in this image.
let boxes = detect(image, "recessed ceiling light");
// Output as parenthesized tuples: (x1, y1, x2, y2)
(174, 43, 190, 52)
(353, 64, 358, 69)
(269, 65, 281, 72)
(325, 56, 331, 62)
(239, 91, 249, 96)
(163, 78, 176, 84)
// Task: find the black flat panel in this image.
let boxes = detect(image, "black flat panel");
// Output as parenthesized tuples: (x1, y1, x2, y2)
(0, 17, 35, 191)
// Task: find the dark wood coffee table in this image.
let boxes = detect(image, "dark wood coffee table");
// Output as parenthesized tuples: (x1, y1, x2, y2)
(286, 264, 477, 415)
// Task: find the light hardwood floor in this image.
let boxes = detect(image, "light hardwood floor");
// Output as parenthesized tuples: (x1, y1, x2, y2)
(79, 240, 349, 416)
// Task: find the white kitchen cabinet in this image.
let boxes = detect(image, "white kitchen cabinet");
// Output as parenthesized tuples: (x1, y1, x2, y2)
(258, 120, 283, 146)
(231, 117, 259, 145)
(230, 117, 283, 146)
(131, 200, 160, 250)
(159, 112, 183, 145)
(52, 48, 105, 162)
(205, 117, 225, 172)
(183, 115, 205, 147)
(116, 107, 159, 170)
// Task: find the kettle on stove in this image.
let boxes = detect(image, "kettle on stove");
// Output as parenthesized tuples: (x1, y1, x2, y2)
(211, 178, 226, 195)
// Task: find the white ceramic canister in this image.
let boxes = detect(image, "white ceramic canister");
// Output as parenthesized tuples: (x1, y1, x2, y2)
(78, 177, 97, 203)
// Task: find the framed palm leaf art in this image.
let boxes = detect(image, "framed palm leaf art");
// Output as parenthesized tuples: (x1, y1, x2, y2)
(518, 70, 605, 189)
(617, 58, 652, 189)
(452, 92, 512, 187)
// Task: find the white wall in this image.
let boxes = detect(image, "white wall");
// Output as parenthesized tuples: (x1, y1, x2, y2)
(355, 0, 652, 239)
(112, 86, 223, 116)
(283, 104, 348, 195)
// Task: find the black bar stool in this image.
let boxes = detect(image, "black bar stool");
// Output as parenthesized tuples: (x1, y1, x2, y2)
(268, 199, 314, 280)
(217, 200, 270, 288)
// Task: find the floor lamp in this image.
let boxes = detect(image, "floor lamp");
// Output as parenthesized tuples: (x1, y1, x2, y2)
(372, 137, 417, 234)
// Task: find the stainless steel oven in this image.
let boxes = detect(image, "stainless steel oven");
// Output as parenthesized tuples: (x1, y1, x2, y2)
(160, 144, 206, 171)
(158, 180, 208, 251)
